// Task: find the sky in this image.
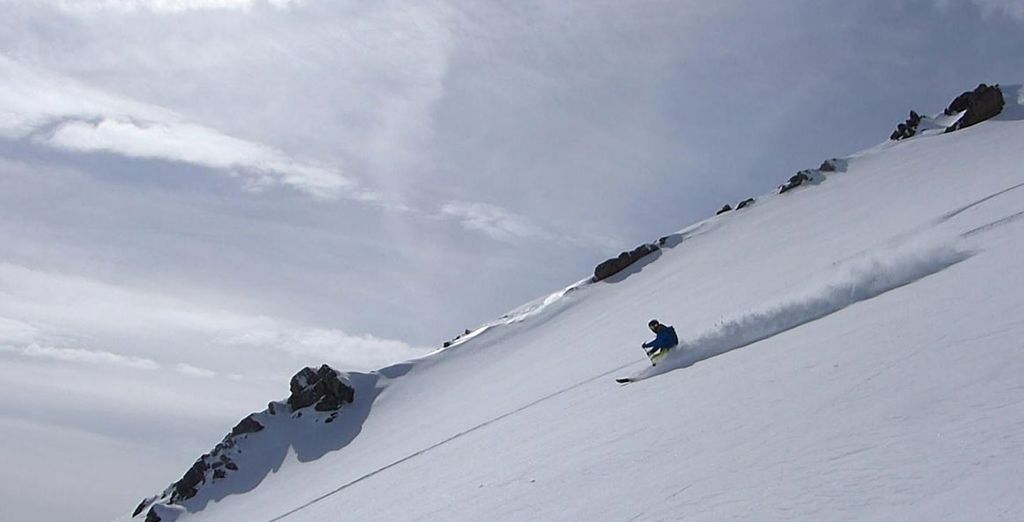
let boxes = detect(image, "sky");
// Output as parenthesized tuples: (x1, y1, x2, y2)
(2, 1, 1024, 520)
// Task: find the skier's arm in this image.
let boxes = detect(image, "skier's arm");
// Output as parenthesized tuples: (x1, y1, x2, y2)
(645, 330, 673, 350)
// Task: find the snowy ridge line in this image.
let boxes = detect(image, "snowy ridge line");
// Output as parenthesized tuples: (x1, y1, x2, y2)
(433, 179, 1022, 363)
(422, 277, 592, 357)
(266, 360, 637, 522)
(633, 231, 973, 381)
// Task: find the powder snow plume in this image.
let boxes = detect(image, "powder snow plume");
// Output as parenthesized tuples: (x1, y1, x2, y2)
(641, 231, 973, 378)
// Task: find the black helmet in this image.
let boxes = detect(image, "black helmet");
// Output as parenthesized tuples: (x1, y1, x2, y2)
(648, 319, 660, 329)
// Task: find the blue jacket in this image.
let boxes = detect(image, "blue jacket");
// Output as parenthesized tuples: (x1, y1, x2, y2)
(643, 325, 678, 350)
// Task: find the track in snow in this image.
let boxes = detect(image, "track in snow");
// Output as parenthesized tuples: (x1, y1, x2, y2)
(267, 360, 636, 521)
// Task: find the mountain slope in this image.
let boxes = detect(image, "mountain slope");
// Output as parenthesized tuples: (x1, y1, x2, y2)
(126, 84, 1024, 522)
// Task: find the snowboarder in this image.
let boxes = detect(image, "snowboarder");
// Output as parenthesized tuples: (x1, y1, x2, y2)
(642, 319, 678, 364)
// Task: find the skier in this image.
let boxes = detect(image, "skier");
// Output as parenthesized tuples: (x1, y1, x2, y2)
(642, 319, 678, 364)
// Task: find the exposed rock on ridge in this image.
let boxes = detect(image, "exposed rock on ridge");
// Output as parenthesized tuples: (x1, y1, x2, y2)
(133, 364, 355, 522)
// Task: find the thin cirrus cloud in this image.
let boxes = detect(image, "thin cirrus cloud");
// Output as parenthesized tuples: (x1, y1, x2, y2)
(217, 327, 430, 371)
(1, 344, 160, 370)
(439, 201, 620, 249)
(0, 54, 363, 201)
(175, 362, 218, 378)
(937, 0, 1024, 20)
(53, 0, 299, 13)
(439, 201, 551, 243)
(0, 261, 430, 374)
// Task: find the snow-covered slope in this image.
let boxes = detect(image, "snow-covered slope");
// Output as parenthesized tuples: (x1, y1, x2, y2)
(124, 84, 1024, 522)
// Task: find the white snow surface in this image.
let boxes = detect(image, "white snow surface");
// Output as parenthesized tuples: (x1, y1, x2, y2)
(121, 86, 1024, 521)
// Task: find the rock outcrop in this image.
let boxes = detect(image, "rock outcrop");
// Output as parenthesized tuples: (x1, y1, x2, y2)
(593, 243, 659, 281)
(134, 365, 355, 521)
(818, 158, 847, 173)
(945, 83, 1004, 133)
(716, 204, 732, 215)
(779, 170, 812, 194)
(736, 198, 755, 210)
(287, 364, 355, 412)
(890, 110, 923, 141)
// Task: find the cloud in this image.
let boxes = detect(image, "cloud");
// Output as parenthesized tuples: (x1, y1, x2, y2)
(175, 362, 217, 378)
(0, 317, 39, 345)
(0, 261, 428, 373)
(971, 0, 1024, 19)
(5, 344, 160, 370)
(438, 201, 621, 249)
(0, 54, 358, 200)
(218, 327, 428, 370)
(932, 0, 1024, 20)
(44, 117, 352, 198)
(54, 0, 299, 13)
(439, 201, 550, 243)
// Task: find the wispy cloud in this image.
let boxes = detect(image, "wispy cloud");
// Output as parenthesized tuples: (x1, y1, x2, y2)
(45, 117, 352, 198)
(175, 362, 217, 378)
(439, 200, 621, 249)
(0, 54, 359, 200)
(0, 261, 428, 373)
(54, 0, 299, 13)
(439, 201, 550, 243)
(0, 317, 39, 345)
(218, 327, 427, 370)
(3, 344, 160, 370)
(932, 0, 1024, 20)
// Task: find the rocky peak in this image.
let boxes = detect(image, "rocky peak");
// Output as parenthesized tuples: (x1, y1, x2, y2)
(133, 364, 356, 522)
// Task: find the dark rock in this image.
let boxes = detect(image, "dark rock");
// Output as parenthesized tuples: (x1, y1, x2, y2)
(657, 236, 669, 246)
(170, 458, 209, 502)
(132, 497, 154, 517)
(289, 367, 318, 396)
(138, 363, 359, 516)
(229, 414, 264, 438)
(890, 110, 923, 141)
(287, 364, 355, 413)
(736, 198, 755, 209)
(593, 243, 659, 281)
(443, 341, 452, 348)
(945, 84, 1004, 132)
(464, 329, 471, 335)
(267, 401, 285, 415)
(779, 170, 812, 194)
(946, 90, 974, 115)
(716, 204, 732, 215)
(819, 158, 848, 173)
